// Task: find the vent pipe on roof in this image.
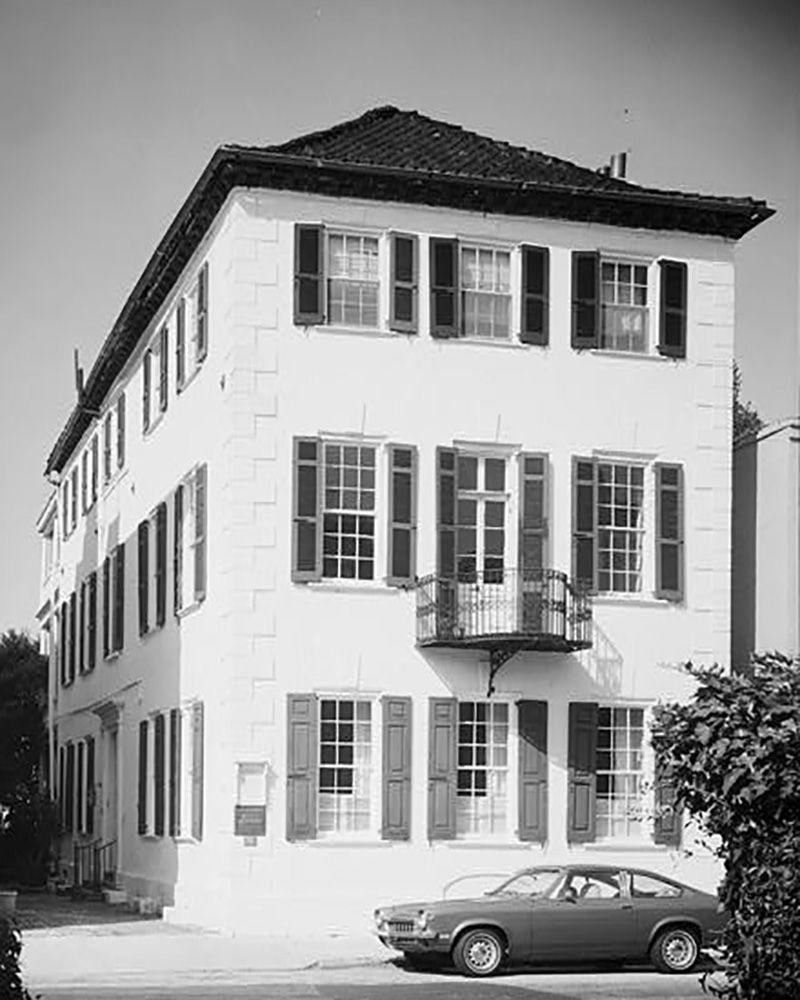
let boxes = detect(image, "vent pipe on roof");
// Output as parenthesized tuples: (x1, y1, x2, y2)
(609, 152, 627, 179)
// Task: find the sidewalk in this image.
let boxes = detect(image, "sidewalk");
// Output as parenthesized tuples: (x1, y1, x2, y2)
(16, 895, 391, 988)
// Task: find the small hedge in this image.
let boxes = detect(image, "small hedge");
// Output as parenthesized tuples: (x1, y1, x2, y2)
(0, 916, 37, 1000)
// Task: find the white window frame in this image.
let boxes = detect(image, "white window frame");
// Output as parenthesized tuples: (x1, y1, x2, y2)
(595, 703, 653, 843)
(595, 459, 646, 595)
(316, 693, 381, 839)
(174, 700, 203, 842)
(455, 695, 517, 841)
(324, 229, 382, 330)
(176, 467, 206, 613)
(70, 466, 78, 532)
(459, 243, 513, 341)
(454, 451, 512, 583)
(596, 253, 655, 355)
(320, 440, 379, 583)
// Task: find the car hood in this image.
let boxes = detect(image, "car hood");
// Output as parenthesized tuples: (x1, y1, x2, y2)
(379, 894, 540, 919)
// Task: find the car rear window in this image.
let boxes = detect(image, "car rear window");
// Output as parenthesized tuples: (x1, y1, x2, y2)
(631, 873, 682, 898)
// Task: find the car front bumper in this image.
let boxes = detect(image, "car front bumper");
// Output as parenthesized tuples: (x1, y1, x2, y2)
(376, 928, 452, 954)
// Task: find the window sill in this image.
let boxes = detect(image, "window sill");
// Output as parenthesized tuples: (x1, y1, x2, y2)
(434, 337, 532, 351)
(139, 623, 166, 640)
(103, 651, 121, 663)
(101, 467, 128, 499)
(173, 835, 201, 845)
(305, 838, 395, 848)
(593, 594, 680, 609)
(441, 841, 537, 850)
(587, 349, 676, 363)
(580, 841, 667, 853)
(143, 411, 166, 438)
(176, 599, 205, 620)
(302, 581, 401, 596)
(177, 360, 204, 396)
(303, 324, 412, 340)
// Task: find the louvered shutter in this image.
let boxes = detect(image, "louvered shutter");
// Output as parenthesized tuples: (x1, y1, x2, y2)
(65, 743, 75, 833)
(381, 696, 412, 840)
(68, 592, 76, 682)
(294, 224, 324, 324)
(169, 708, 181, 837)
(655, 463, 685, 601)
(520, 246, 549, 345)
(572, 458, 597, 591)
(518, 700, 548, 842)
(292, 438, 322, 581)
(79, 580, 86, 673)
(159, 325, 169, 412)
(430, 238, 459, 338)
(138, 521, 149, 635)
(116, 394, 125, 468)
(389, 233, 418, 333)
(137, 720, 148, 835)
(286, 694, 318, 841)
(653, 756, 682, 847)
(91, 435, 98, 502)
(113, 542, 125, 651)
(58, 746, 66, 829)
(88, 572, 97, 671)
(427, 697, 457, 840)
(176, 299, 186, 391)
(197, 262, 209, 362)
(436, 447, 458, 636)
(571, 251, 600, 348)
(156, 503, 167, 626)
(76, 741, 85, 833)
(567, 702, 598, 842)
(86, 736, 95, 835)
(194, 465, 207, 602)
(174, 486, 183, 613)
(658, 260, 687, 359)
(191, 702, 204, 840)
(142, 350, 151, 432)
(387, 445, 417, 587)
(102, 557, 110, 656)
(154, 714, 165, 836)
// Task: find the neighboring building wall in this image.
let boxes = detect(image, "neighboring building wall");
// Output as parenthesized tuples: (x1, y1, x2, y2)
(732, 420, 800, 667)
(40, 185, 737, 932)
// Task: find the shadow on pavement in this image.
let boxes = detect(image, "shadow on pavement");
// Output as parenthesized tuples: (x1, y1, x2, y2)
(393, 952, 721, 977)
(15, 892, 161, 931)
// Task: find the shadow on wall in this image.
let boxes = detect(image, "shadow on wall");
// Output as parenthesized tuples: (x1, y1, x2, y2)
(731, 439, 757, 670)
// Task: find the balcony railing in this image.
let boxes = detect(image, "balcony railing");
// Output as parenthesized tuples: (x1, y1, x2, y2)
(416, 567, 592, 653)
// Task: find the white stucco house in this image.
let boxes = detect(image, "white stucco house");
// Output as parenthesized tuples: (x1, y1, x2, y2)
(35, 106, 773, 933)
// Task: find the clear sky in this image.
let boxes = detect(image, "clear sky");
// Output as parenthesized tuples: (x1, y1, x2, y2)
(0, 0, 798, 633)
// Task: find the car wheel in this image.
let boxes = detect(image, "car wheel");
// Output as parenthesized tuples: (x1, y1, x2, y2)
(650, 926, 699, 973)
(453, 928, 504, 977)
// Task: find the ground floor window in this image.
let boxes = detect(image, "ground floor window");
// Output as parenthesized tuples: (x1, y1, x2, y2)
(318, 698, 374, 835)
(456, 701, 509, 837)
(596, 706, 645, 840)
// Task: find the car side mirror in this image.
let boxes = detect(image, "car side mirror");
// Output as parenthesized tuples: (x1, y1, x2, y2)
(561, 894, 577, 904)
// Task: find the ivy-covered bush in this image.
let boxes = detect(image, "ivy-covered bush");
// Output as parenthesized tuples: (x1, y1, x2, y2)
(0, 917, 37, 999)
(651, 653, 800, 999)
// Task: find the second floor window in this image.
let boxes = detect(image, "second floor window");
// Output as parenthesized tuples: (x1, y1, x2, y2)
(322, 444, 376, 581)
(600, 261, 649, 353)
(327, 233, 379, 327)
(460, 246, 511, 340)
(174, 465, 207, 613)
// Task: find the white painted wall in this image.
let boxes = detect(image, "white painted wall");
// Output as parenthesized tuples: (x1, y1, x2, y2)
(42, 186, 736, 930)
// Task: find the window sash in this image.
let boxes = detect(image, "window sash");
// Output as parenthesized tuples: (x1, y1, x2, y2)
(317, 698, 376, 836)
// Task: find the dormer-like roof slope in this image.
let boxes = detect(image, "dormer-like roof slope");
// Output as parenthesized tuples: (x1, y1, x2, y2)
(46, 105, 774, 475)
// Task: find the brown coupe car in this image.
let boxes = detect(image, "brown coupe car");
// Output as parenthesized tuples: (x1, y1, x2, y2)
(375, 863, 725, 977)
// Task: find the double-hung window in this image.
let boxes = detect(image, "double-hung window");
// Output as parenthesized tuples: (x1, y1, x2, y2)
(327, 233, 379, 328)
(322, 444, 376, 581)
(600, 261, 649, 352)
(138, 503, 168, 634)
(596, 706, 645, 840)
(173, 466, 207, 613)
(175, 262, 208, 393)
(456, 700, 509, 837)
(102, 542, 125, 656)
(318, 697, 375, 835)
(460, 246, 511, 340)
(142, 327, 169, 434)
(139, 703, 204, 839)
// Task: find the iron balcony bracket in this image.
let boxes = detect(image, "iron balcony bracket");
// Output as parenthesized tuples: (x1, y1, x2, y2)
(486, 643, 525, 698)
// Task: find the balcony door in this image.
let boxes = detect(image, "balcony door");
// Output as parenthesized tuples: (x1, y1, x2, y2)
(456, 455, 512, 636)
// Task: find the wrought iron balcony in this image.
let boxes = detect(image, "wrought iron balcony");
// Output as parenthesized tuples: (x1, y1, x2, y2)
(416, 567, 593, 655)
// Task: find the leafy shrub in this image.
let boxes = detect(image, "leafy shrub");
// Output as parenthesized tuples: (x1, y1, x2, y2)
(0, 916, 37, 999)
(651, 653, 800, 999)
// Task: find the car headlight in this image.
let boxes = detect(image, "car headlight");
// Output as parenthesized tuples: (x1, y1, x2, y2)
(374, 908, 388, 930)
(415, 909, 432, 931)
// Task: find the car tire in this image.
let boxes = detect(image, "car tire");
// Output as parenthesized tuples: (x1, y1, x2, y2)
(452, 928, 504, 977)
(650, 926, 700, 974)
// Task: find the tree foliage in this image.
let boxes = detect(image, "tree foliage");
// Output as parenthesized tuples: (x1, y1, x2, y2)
(733, 361, 764, 444)
(651, 653, 800, 999)
(0, 917, 37, 999)
(0, 631, 53, 886)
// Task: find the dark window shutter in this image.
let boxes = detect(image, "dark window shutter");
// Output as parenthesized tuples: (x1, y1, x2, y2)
(88, 572, 97, 671)
(519, 453, 549, 574)
(79, 580, 86, 673)
(137, 720, 148, 835)
(381, 696, 412, 840)
(658, 260, 687, 359)
(142, 350, 151, 432)
(191, 701, 204, 840)
(102, 557, 110, 657)
(169, 708, 181, 837)
(155, 503, 167, 626)
(138, 520, 149, 636)
(68, 592, 76, 683)
(58, 603, 66, 685)
(389, 233, 418, 333)
(86, 736, 95, 835)
(567, 702, 598, 843)
(292, 437, 322, 582)
(429, 238, 459, 338)
(653, 755, 682, 847)
(159, 326, 169, 412)
(387, 445, 417, 587)
(113, 542, 125, 651)
(65, 743, 75, 833)
(81, 452, 88, 513)
(196, 262, 209, 362)
(286, 693, 318, 841)
(91, 435, 98, 502)
(76, 741, 85, 832)
(518, 700, 548, 843)
(572, 457, 597, 592)
(520, 246, 549, 345)
(116, 394, 126, 469)
(58, 746, 66, 829)
(103, 414, 112, 483)
(194, 465, 207, 602)
(655, 463, 684, 601)
(571, 251, 600, 349)
(436, 448, 458, 634)
(174, 485, 184, 613)
(294, 224, 324, 325)
(176, 299, 186, 391)
(154, 714, 165, 837)
(427, 697, 457, 840)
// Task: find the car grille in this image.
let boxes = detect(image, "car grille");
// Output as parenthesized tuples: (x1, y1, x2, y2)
(388, 920, 415, 934)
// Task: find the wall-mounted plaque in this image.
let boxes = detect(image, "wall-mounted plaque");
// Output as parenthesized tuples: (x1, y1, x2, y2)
(234, 804, 266, 837)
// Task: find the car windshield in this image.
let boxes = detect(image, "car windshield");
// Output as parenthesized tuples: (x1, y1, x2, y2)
(489, 868, 562, 898)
